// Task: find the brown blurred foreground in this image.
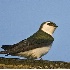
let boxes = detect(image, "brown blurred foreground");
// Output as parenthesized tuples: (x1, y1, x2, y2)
(0, 57, 70, 69)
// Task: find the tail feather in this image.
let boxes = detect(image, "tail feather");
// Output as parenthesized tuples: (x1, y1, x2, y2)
(1, 45, 12, 50)
(0, 45, 12, 55)
(0, 51, 7, 54)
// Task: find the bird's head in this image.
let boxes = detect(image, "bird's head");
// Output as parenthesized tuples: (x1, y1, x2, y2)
(39, 21, 58, 36)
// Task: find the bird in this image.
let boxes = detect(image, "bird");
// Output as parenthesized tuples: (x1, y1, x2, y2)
(0, 21, 58, 59)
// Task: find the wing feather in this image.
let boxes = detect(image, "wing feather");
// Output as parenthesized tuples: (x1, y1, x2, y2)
(6, 30, 54, 54)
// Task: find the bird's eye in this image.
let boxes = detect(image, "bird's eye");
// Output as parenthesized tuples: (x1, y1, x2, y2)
(47, 22, 55, 26)
(47, 23, 51, 26)
(47, 23, 57, 27)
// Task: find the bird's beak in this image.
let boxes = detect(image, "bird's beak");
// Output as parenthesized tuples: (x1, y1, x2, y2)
(55, 26, 58, 27)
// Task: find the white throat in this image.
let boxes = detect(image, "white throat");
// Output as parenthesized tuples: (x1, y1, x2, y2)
(41, 26, 56, 36)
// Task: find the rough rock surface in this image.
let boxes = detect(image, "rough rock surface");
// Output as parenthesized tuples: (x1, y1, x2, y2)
(0, 57, 70, 69)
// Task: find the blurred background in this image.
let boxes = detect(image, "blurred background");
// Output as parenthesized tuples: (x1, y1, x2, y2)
(0, 0, 70, 62)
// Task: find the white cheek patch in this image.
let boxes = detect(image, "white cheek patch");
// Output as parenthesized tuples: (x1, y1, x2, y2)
(41, 23, 56, 36)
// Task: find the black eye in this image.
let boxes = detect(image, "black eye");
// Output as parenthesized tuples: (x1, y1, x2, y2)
(47, 23, 58, 27)
(47, 23, 52, 26)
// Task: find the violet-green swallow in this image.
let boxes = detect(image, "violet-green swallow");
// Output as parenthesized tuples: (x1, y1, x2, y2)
(0, 21, 58, 59)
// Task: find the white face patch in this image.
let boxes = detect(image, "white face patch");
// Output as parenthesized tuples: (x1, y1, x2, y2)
(41, 22, 56, 36)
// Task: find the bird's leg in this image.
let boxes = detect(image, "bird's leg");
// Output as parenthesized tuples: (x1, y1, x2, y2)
(40, 57, 43, 60)
(5, 53, 9, 56)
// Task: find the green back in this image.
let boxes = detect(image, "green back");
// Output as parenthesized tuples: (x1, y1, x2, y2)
(27, 30, 54, 45)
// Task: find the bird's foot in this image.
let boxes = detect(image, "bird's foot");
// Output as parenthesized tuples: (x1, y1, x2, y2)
(5, 53, 9, 56)
(40, 57, 43, 61)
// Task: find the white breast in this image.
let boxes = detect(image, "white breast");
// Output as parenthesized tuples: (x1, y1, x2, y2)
(18, 45, 51, 59)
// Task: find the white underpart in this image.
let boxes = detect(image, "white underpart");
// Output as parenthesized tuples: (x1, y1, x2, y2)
(17, 22, 56, 58)
(18, 45, 51, 59)
(41, 22, 56, 36)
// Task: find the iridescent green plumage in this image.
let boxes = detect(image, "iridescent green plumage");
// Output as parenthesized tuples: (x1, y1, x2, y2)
(1, 30, 54, 54)
(1, 21, 56, 56)
(27, 30, 54, 46)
